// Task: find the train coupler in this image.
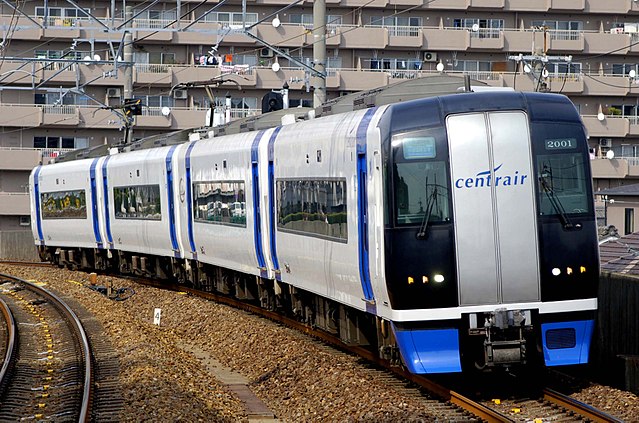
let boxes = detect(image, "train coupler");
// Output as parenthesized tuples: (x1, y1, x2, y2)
(468, 308, 533, 368)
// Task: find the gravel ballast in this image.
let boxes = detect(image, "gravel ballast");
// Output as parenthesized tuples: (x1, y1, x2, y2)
(1, 264, 638, 422)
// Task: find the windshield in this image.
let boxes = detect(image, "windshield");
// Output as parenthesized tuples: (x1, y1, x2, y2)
(392, 129, 450, 226)
(537, 153, 591, 216)
(394, 161, 450, 225)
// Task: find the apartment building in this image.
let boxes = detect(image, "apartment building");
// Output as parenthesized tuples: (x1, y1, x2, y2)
(1, 0, 639, 243)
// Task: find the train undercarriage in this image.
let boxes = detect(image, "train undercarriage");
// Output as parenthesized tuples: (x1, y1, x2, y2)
(40, 245, 550, 374)
(41, 245, 403, 367)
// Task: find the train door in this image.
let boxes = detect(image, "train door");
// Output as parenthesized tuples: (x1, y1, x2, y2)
(446, 112, 540, 306)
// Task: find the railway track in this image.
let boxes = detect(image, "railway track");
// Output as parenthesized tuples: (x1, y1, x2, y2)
(0, 272, 93, 421)
(472, 386, 625, 422)
(131, 276, 626, 423)
(0, 260, 53, 268)
(0, 263, 627, 422)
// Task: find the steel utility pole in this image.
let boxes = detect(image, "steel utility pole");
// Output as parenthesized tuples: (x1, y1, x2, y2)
(312, 0, 326, 107)
(123, 5, 134, 144)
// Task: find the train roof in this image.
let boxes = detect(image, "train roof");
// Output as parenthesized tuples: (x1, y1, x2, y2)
(53, 74, 488, 163)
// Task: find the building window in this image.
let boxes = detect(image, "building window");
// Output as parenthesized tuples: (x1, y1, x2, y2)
(453, 18, 504, 38)
(625, 208, 635, 234)
(33, 136, 87, 149)
(113, 185, 162, 220)
(371, 16, 422, 27)
(367, 58, 422, 71)
(531, 20, 583, 40)
(132, 9, 176, 28)
(201, 12, 258, 26)
(288, 99, 312, 108)
(34, 7, 89, 26)
(612, 63, 639, 76)
(134, 96, 174, 110)
(41, 190, 87, 219)
(290, 14, 343, 29)
(546, 62, 582, 79)
(192, 181, 246, 227)
(608, 104, 639, 124)
(34, 92, 88, 106)
(371, 16, 421, 36)
(277, 179, 348, 242)
(214, 96, 257, 109)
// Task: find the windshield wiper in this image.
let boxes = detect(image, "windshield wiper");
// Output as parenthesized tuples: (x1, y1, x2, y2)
(539, 164, 581, 230)
(416, 176, 438, 240)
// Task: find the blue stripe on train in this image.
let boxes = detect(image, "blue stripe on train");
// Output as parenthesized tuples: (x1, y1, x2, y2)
(33, 166, 44, 246)
(268, 127, 283, 280)
(185, 141, 198, 259)
(251, 130, 267, 277)
(356, 108, 377, 310)
(89, 158, 103, 248)
(165, 145, 180, 257)
(102, 156, 113, 247)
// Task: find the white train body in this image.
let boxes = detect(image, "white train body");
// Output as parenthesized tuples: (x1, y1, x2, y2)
(30, 92, 599, 373)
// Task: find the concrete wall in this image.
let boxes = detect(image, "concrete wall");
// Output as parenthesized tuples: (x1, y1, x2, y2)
(0, 230, 38, 261)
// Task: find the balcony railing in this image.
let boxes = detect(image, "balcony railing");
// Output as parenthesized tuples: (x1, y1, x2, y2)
(548, 29, 583, 41)
(41, 105, 75, 114)
(38, 61, 76, 71)
(133, 18, 173, 29)
(41, 17, 80, 27)
(141, 107, 166, 117)
(384, 25, 420, 37)
(40, 148, 74, 159)
(136, 63, 170, 74)
(450, 26, 502, 39)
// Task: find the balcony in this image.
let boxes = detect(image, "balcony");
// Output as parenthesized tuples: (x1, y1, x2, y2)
(590, 157, 639, 181)
(255, 24, 309, 48)
(547, 30, 585, 52)
(548, 0, 585, 10)
(583, 116, 631, 138)
(0, 148, 41, 170)
(3, 10, 639, 56)
(0, 193, 30, 215)
(41, 105, 80, 126)
(134, 64, 173, 85)
(0, 105, 42, 126)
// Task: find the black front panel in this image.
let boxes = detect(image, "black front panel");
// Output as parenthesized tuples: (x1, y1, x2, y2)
(380, 104, 459, 310)
(385, 226, 457, 309)
(530, 121, 599, 301)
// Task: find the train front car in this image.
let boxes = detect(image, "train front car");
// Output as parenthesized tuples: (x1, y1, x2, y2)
(378, 92, 598, 373)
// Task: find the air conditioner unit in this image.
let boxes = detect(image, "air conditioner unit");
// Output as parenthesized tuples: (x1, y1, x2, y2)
(260, 48, 274, 58)
(173, 89, 187, 100)
(423, 52, 438, 62)
(599, 138, 612, 147)
(107, 87, 121, 98)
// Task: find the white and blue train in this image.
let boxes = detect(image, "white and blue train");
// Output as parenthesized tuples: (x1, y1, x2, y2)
(29, 91, 599, 373)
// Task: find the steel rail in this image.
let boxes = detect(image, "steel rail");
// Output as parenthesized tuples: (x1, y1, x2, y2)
(544, 388, 625, 423)
(0, 296, 16, 397)
(0, 273, 93, 422)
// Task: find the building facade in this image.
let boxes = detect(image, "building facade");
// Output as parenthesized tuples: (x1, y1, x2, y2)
(2, 0, 639, 239)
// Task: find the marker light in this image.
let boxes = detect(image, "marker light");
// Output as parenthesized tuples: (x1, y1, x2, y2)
(580, 266, 586, 273)
(422, 276, 429, 284)
(407, 276, 414, 285)
(567, 267, 573, 275)
(433, 274, 445, 283)
(552, 268, 561, 276)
